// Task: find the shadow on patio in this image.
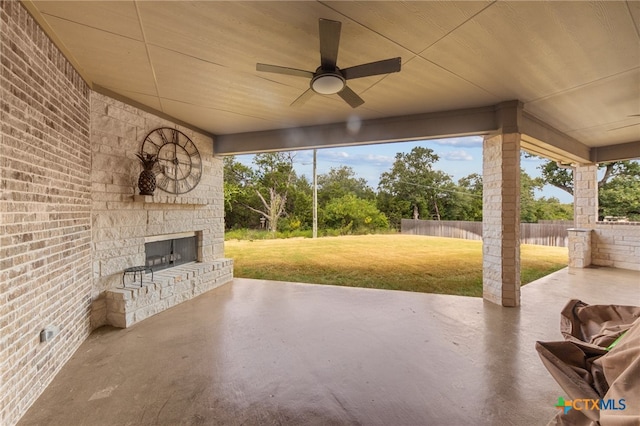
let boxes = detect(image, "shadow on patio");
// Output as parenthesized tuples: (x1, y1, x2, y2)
(19, 267, 639, 426)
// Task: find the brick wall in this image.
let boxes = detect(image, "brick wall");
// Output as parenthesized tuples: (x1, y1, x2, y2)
(1, 2, 230, 424)
(1, 2, 92, 425)
(90, 92, 231, 328)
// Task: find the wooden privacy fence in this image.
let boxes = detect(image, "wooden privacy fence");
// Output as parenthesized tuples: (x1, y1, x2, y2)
(401, 219, 574, 247)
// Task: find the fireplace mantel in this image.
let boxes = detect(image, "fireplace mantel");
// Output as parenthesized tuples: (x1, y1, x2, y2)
(133, 194, 213, 205)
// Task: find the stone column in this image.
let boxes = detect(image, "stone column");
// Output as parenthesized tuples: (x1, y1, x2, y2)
(567, 228, 592, 268)
(569, 164, 598, 268)
(482, 133, 521, 307)
(574, 164, 598, 227)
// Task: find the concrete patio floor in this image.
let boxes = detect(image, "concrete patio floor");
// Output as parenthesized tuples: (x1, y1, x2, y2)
(19, 266, 639, 426)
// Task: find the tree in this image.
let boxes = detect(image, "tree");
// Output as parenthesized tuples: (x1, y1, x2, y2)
(539, 159, 640, 220)
(599, 173, 640, 220)
(377, 147, 454, 225)
(520, 170, 545, 223)
(282, 174, 313, 231)
(427, 172, 463, 221)
(376, 191, 410, 230)
(540, 160, 640, 195)
(223, 153, 297, 232)
(520, 169, 574, 222)
(533, 197, 574, 221)
(317, 166, 375, 207)
(323, 194, 388, 233)
(246, 152, 297, 232)
(539, 161, 574, 195)
(453, 170, 572, 223)
(456, 173, 483, 221)
(223, 156, 255, 229)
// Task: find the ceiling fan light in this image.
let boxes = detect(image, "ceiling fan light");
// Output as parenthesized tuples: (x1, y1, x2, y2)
(311, 74, 345, 95)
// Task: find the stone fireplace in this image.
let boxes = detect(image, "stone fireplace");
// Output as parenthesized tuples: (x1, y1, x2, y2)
(89, 92, 233, 329)
(145, 232, 199, 271)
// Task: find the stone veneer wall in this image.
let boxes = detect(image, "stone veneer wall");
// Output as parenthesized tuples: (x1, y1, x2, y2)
(569, 224, 640, 271)
(90, 92, 232, 328)
(567, 229, 592, 268)
(1, 2, 92, 425)
(570, 164, 640, 271)
(591, 223, 640, 271)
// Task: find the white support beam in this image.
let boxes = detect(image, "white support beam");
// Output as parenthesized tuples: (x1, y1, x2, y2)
(215, 101, 636, 166)
(591, 141, 640, 163)
(520, 112, 591, 164)
(214, 106, 499, 155)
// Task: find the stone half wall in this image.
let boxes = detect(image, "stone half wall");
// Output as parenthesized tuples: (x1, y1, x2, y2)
(592, 222, 640, 271)
(90, 92, 232, 328)
(569, 223, 640, 271)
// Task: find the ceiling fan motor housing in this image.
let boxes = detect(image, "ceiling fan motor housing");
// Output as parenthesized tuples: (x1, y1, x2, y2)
(256, 19, 401, 107)
(311, 68, 346, 94)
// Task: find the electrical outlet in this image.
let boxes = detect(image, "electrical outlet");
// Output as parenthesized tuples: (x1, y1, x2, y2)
(40, 325, 60, 343)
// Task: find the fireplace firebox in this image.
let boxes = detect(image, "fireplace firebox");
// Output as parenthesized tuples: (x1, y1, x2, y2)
(145, 234, 197, 272)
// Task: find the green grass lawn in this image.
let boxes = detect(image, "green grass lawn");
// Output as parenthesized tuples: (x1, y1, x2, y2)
(224, 234, 568, 297)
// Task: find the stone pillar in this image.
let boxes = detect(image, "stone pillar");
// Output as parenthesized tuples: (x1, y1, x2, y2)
(569, 165, 598, 268)
(574, 164, 598, 227)
(482, 133, 521, 307)
(567, 229, 592, 268)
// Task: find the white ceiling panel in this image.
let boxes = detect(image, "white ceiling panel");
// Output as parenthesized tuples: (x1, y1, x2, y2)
(423, 1, 640, 101)
(326, 1, 492, 53)
(526, 68, 640, 146)
(23, 0, 640, 158)
(361, 56, 500, 116)
(35, 0, 143, 40)
(40, 14, 157, 96)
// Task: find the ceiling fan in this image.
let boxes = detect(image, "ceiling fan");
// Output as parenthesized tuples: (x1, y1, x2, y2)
(608, 114, 640, 131)
(256, 18, 401, 108)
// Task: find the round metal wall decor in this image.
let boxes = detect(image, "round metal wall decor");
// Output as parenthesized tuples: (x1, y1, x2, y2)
(140, 127, 202, 194)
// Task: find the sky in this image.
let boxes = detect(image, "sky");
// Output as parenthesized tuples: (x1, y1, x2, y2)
(233, 135, 574, 204)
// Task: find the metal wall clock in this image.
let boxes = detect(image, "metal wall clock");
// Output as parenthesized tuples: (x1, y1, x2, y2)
(141, 127, 202, 194)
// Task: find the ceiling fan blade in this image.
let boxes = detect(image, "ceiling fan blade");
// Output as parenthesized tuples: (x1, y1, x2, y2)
(608, 123, 640, 131)
(342, 57, 402, 80)
(256, 63, 313, 78)
(290, 88, 315, 107)
(337, 85, 364, 108)
(319, 19, 341, 70)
